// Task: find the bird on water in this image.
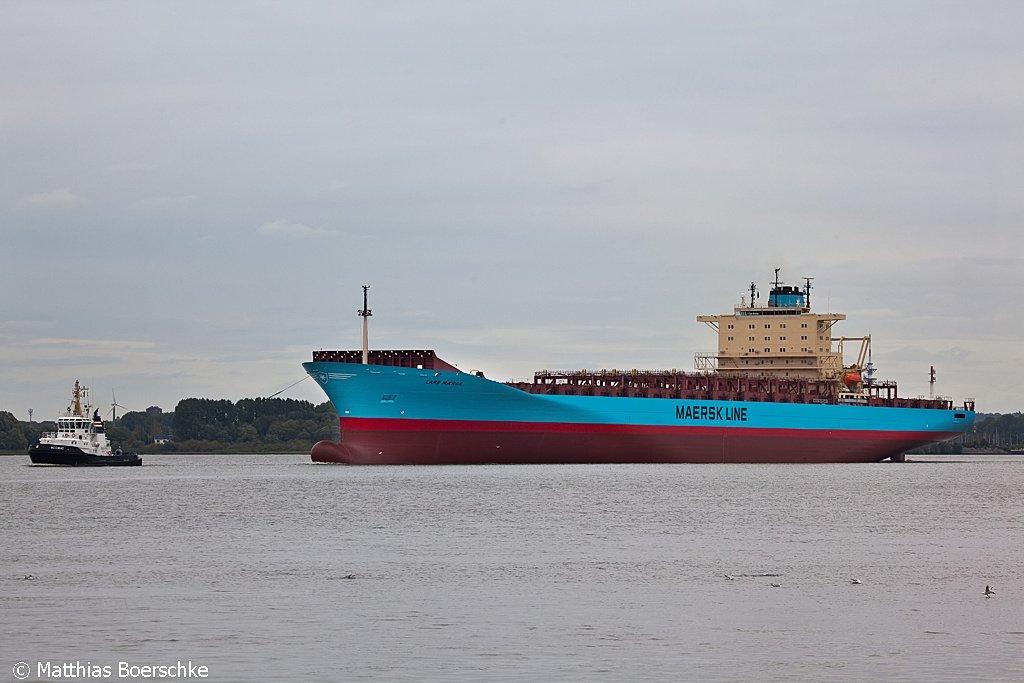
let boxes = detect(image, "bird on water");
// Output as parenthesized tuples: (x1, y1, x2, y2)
(984, 585, 995, 597)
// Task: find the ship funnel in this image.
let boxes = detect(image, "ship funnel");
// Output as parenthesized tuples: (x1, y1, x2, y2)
(767, 270, 805, 308)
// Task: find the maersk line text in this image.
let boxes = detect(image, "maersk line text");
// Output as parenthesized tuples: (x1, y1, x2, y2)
(675, 405, 748, 422)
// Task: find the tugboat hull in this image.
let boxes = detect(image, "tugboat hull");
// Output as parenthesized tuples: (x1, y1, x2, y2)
(28, 444, 142, 466)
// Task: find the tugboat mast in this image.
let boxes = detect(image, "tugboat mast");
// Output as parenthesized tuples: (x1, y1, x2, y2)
(358, 285, 372, 364)
(70, 380, 84, 417)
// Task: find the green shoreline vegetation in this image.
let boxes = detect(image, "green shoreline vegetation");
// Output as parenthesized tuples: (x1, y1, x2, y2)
(1, 400, 1022, 456)
(0, 397, 338, 455)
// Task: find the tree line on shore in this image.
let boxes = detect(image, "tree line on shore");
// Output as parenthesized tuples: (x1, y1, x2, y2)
(0, 397, 338, 453)
(908, 412, 1024, 454)
(1, 403, 1022, 455)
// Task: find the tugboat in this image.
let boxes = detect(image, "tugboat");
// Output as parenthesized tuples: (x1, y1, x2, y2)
(28, 381, 142, 466)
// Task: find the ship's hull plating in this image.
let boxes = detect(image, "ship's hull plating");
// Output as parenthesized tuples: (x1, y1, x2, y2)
(310, 417, 959, 465)
(28, 444, 142, 466)
(304, 361, 974, 465)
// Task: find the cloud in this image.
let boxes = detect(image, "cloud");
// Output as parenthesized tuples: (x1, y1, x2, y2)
(19, 188, 84, 207)
(2, 3, 1021, 415)
(30, 337, 158, 352)
(132, 194, 199, 210)
(257, 219, 338, 237)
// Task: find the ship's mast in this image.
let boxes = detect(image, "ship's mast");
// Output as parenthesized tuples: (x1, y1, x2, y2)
(71, 380, 83, 416)
(358, 285, 372, 364)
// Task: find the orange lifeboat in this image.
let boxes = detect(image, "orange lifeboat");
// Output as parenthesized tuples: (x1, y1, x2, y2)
(843, 370, 862, 387)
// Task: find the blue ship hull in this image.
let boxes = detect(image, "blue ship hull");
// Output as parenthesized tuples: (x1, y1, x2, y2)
(303, 360, 974, 465)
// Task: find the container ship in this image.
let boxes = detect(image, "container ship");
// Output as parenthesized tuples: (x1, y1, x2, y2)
(303, 275, 975, 464)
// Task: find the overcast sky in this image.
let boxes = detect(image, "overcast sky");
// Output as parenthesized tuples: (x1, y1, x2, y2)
(3, 1, 1022, 421)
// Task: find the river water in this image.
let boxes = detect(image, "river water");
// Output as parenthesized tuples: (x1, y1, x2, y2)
(2, 454, 1021, 682)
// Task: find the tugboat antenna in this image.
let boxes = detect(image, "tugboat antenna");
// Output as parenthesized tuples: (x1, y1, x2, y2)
(358, 285, 372, 364)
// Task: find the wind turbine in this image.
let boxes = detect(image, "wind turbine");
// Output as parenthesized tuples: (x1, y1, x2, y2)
(108, 390, 130, 420)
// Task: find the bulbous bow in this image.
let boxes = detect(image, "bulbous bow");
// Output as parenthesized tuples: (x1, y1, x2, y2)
(310, 440, 353, 464)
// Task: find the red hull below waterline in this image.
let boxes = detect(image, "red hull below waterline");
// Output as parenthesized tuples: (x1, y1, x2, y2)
(311, 417, 957, 465)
